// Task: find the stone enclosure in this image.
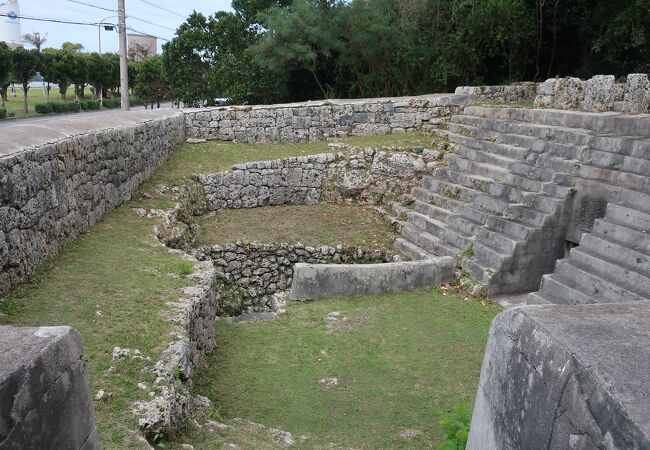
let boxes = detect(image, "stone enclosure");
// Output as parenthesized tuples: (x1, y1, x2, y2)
(1, 73, 649, 448)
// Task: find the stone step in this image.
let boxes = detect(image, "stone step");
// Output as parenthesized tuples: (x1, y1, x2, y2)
(450, 118, 650, 171)
(592, 220, 650, 254)
(535, 273, 597, 305)
(450, 113, 650, 159)
(393, 238, 434, 261)
(421, 177, 479, 204)
(444, 153, 509, 183)
(568, 248, 650, 298)
(606, 203, 650, 231)
(527, 292, 552, 305)
(555, 259, 647, 303)
(463, 106, 650, 137)
(411, 199, 453, 223)
(402, 223, 461, 257)
(579, 234, 650, 276)
(444, 127, 533, 161)
(406, 212, 471, 251)
(410, 187, 468, 213)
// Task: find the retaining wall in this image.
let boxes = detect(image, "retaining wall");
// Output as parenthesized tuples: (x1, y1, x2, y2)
(0, 110, 185, 294)
(202, 241, 398, 312)
(290, 258, 454, 300)
(184, 94, 469, 142)
(197, 144, 438, 211)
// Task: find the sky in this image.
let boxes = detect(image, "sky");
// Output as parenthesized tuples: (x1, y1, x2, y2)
(10, 0, 232, 53)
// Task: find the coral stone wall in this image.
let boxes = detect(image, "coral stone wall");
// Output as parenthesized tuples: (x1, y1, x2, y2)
(0, 110, 185, 294)
(203, 241, 397, 312)
(454, 82, 539, 103)
(197, 144, 440, 211)
(534, 73, 650, 114)
(184, 95, 469, 143)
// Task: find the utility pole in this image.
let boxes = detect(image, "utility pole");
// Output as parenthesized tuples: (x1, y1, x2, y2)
(117, 0, 129, 111)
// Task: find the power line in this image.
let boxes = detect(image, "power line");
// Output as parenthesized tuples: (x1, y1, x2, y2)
(66, 0, 176, 32)
(66, 0, 117, 13)
(127, 14, 176, 32)
(0, 13, 112, 27)
(126, 26, 170, 42)
(136, 0, 185, 18)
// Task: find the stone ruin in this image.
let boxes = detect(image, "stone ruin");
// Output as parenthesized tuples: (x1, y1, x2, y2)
(1, 73, 649, 448)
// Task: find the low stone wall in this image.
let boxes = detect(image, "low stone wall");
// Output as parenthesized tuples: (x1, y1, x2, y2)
(197, 144, 439, 211)
(289, 257, 454, 300)
(467, 301, 650, 449)
(534, 73, 650, 114)
(0, 326, 99, 449)
(454, 82, 539, 103)
(184, 94, 469, 142)
(133, 256, 220, 436)
(201, 242, 398, 312)
(0, 110, 186, 294)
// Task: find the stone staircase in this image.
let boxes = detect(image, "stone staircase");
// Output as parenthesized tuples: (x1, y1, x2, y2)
(394, 105, 650, 300)
(529, 203, 650, 305)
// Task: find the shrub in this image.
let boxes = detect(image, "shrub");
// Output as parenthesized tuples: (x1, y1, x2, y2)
(439, 404, 471, 450)
(35, 103, 53, 114)
(102, 97, 121, 108)
(67, 102, 81, 112)
(0, 108, 6, 119)
(129, 96, 145, 107)
(81, 100, 100, 111)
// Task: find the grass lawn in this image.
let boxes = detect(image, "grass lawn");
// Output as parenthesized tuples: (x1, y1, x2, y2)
(196, 204, 397, 251)
(0, 132, 440, 449)
(169, 289, 499, 449)
(2, 85, 95, 117)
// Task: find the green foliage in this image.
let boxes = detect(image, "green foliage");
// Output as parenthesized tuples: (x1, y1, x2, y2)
(461, 243, 474, 258)
(439, 403, 471, 450)
(131, 56, 174, 106)
(0, 108, 6, 119)
(34, 103, 53, 114)
(162, 0, 650, 105)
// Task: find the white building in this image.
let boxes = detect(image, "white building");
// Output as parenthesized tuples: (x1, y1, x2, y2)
(0, 0, 21, 49)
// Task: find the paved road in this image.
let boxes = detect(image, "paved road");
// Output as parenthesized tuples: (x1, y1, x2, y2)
(0, 103, 177, 129)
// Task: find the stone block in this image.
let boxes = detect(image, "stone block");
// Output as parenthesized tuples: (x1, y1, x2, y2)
(0, 326, 99, 450)
(467, 302, 650, 450)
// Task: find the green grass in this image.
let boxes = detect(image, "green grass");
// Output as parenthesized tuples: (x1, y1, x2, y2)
(196, 204, 397, 251)
(169, 289, 499, 449)
(2, 85, 95, 117)
(0, 133, 437, 448)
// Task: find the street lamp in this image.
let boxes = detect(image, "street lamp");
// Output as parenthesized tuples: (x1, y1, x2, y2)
(98, 15, 118, 108)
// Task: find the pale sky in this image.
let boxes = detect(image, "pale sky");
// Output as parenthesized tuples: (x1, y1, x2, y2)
(13, 0, 232, 53)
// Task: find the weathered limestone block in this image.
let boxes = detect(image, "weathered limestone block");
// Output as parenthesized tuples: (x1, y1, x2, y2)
(0, 326, 99, 450)
(622, 73, 650, 114)
(583, 75, 617, 112)
(468, 302, 650, 450)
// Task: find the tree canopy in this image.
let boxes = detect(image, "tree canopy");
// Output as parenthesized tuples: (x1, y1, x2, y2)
(162, 0, 650, 106)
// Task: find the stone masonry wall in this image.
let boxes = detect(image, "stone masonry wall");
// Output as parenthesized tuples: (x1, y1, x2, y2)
(184, 94, 469, 143)
(454, 82, 539, 103)
(0, 111, 185, 294)
(202, 242, 397, 312)
(197, 144, 440, 211)
(534, 73, 650, 114)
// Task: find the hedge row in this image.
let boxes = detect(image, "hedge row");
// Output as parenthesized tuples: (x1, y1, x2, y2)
(0, 108, 6, 119)
(35, 97, 146, 114)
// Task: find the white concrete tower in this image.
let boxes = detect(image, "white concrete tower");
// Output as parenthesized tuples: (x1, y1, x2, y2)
(0, 0, 21, 48)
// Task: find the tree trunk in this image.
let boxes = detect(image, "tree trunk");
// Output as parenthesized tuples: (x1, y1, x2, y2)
(22, 83, 29, 113)
(309, 68, 327, 99)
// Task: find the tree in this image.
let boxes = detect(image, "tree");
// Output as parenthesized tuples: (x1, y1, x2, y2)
(87, 52, 115, 104)
(132, 56, 173, 108)
(39, 49, 59, 103)
(68, 52, 89, 100)
(0, 43, 12, 108)
(23, 32, 47, 52)
(252, 0, 340, 99)
(61, 42, 84, 52)
(11, 47, 40, 113)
